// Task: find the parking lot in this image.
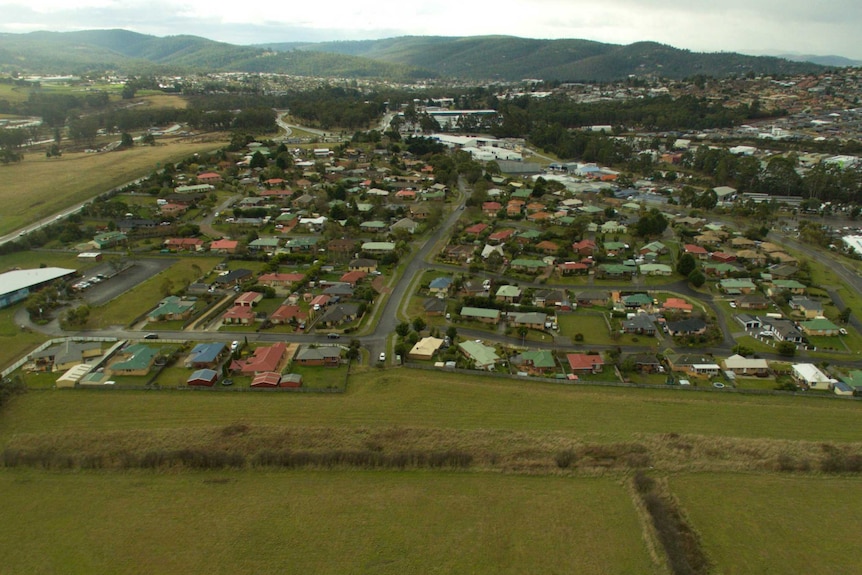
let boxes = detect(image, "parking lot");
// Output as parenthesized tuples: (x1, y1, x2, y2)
(80, 258, 176, 306)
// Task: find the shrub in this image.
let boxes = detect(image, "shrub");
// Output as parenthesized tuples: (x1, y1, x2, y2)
(554, 449, 578, 469)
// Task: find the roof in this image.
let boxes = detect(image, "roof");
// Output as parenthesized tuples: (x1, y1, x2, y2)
(111, 344, 158, 372)
(800, 318, 839, 331)
(409, 337, 445, 357)
(513, 349, 556, 369)
(251, 372, 282, 387)
(188, 369, 218, 384)
(723, 354, 769, 370)
(792, 363, 832, 384)
(496, 285, 522, 298)
(510, 311, 547, 325)
(457, 340, 500, 367)
(0, 267, 76, 298)
(566, 353, 604, 371)
(429, 277, 453, 290)
(148, 297, 195, 319)
(361, 242, 396, 251)
(295, 346, 341, 362)
(460, 307, 501, 320)
(232, 343, 286, 373)
(187, 343, 225, 365)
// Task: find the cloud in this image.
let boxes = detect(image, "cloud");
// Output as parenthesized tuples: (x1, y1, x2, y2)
(1, 0, 861, 58)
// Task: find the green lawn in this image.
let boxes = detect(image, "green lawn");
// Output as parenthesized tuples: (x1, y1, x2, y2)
(673, 474, 862, 575)
(0, 469, 652, 575)
(557, 311, 612, 344)
(0, 302, 50, 370)
(3, 369, 861, 443)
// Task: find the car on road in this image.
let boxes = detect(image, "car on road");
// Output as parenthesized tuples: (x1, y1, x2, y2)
(327, 333, 340, 339)
(230, 340, 240, 351)
(144, 333, 159, 339)
(378, 352, 386, 363)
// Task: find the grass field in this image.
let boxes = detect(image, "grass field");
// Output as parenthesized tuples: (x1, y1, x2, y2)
(0, 470, 653, 575)
(2, 369, 861, 443)
(0, 302, 50, 370)
(0, 138, 227, 236)
(673, 474, 862, 574)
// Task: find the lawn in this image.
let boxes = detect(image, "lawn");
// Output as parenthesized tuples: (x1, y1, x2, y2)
(0, 302, 50, 371)
(672, 474, 862, 575)
(557, 311, 613, 345)
(0, 469, 652, 575)
(0, 137, 227, 236)
(2, 369, 861, 443)
(87, 256, 221, 328)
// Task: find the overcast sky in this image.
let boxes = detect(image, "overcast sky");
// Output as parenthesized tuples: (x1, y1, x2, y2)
(2, 0, 862, 59)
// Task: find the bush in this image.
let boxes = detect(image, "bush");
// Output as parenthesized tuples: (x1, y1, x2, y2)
(554, 449, 578, 469)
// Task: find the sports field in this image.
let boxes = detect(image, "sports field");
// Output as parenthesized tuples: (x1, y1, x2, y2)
(0, 470, 653, 575)
(0, 138, 226, 236)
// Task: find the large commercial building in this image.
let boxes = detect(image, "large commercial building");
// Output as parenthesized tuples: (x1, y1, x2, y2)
(0, 267, 76, 308)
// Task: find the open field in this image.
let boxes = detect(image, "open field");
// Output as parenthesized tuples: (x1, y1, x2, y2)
(673, 474, 862, 574)
(0, 302, 50, 370)
(0, 137, 227, 236)
(2, 369, 861, 443)
(0, 469, 653, 575)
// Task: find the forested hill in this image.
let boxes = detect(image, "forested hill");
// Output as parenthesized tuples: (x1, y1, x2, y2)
(0, 29, 825, 81)
(263, 36, 826, 81)
(0, 30, 433, 80)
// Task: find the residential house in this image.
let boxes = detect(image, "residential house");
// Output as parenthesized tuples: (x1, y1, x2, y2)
(222, 305, 255, 325)
(765, 319, 804, 343)
(662, 298, 693, 314)
(163, 238, 205, 252)
(340, 270, 367, 287)
(665, 354, 721, 378)
(258, 273, 305, 289)
(460, 307, 501, 325)
(423, 298, 447, 316)
(185, 343, 226, 369)
(408, 337, 445, 361)
(723, 354, 769, 376)
(231, 343, 287, 375)
(768, 280, 807, 296)
(495, 285, 522, 302)
(317, 303, 361, 327)
(148, 296, 195, 322)
(572, 239, 597, 256)
(792, 363, 835, 390)
(31, 341, 102, 372)
(510, 259, 548, 274)
(735, 294, 769, 309)
(665, 318, 708, 336)
(622, 314, 657, 335)
(488, 229, 516, 243)
(629, 352, 662, 373)
(719, 278, 757, 295)
(269, 304, 307, 326)
(789, 297, 823, 319)
(210, 239, 239, 254)
(511, 349, 556, 375)
(187, 369, 219, 387)
(799, 318, 840, 336)
(566, 353, 604, 374)
(235, 292, 263, 307)
(107, 344, 159, 377)
(349, 258, 378, 273)
(428, 276, 454, 296)
(558, 261, 589, 275)
(361, 242, 396, 255)
(576, 291, 609, 307)
(683, 244, 709, 260)
(294, 345, 341, 367)
(509, 311, 547, 330)
(735, 314, 762, 331)
(640, 263, 673, 276)
(458, 340, 500, 370)
(596, 264, 635, 280)
(391, 217, 419, 235)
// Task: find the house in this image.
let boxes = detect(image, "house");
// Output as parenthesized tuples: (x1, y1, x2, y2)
(460, 306, 501, 325)
(703, 262, 740, 278)
(408, 337, 445, 361)
(285, 237, 320, 252)
(792, 363, 835, 390)
(768, 280, 807, 296)
(535, 240, 560, 255)
(572, 239, 596, 256)
(488, 229, 516, 243)
(90, 231, 127, 250)
(458, 340, 500, 370)
(596, 264, 634, 280)
(558, 261, 589, 275)
(622, 314, 657, 335)
(765, 319, 804, 343)
(187, 369, 219, 387)
(576, 291, 609, 307)
(248, 237, 281, 254)
(640, 263, 673, 276)
(197, 172, 222, 184)
(495, 285, 522, 302)
(482, 201, 502, 216)
(511, 349, 556, 375)
(360, 220, 388, 234)
(31, 341, 102, 372)
(340, 271, 367, 286)
(391, 217, 419, 235)
(566, 353, 604, 374)
(428, 276, 453, 296)
(234, 292, 263, 307)
(107, 344, 159, 377)
(210, 239, 239, 254)
(349, 258, 378, 273)
(464, 223, 488, 236)
(231, 342, 287, 374)
(222, 305, 255, 325)
(509, 311, 547, 330)
(665, 318, 707, 336)
(735, 294, 769, 309)
(270, 304, 307, 326)
(532, 289, 569, 309)
(662, 298, 693, 314)
(510, 259, 548, 273)
(789, 297, 823, 319)
(665, 354, 721, 378)
(623, 293, 653, 310)
(799, 318, 840, 336)
(184, 343, 225, 369)
(214, 269, 253, 286)
(839, 371, 862, 395)
(317, 303, 360, 327)
(328, 239, 360, 258)
(719, 278, 757, 295)
(279, 373, 303, 388)
(163, 238, 205, 252)
(629, 353, 662, 373)
(361, 242, 396, 254)
(423, 297, 447, 316)
(294, 346, 341, 366)
(723, 354, 769, 376)
(640, 241, 667, 255)
(683, 244, 709, 260)
(148, 296, 196, 322)
(258, 273, 305, 289)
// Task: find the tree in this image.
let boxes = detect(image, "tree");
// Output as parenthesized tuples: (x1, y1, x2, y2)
(249, 151, 267, 169)
(677, 253, 696, 276)
(412, 317, 426, 333)
(120, 132, 134, 148)
(446, 326, 458, 341)
(395, 322, 410, 338)
(688, 269, 706, 287)
(838, 308, 852, 324)
(777, 341, 796, 357)
(634, 209, 668, 238)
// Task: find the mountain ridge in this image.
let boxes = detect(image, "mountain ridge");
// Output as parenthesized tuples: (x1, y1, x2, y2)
(0, 29, 830, 81)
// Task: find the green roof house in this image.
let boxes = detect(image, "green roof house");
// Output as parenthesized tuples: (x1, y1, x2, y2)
(458, 340, 500, 370)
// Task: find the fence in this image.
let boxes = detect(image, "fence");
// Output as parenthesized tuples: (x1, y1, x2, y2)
(2, 336, 119, 378)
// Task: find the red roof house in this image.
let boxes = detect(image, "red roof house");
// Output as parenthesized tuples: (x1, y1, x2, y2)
(231, 342, 287, 374)
(566, 353, 605, 373)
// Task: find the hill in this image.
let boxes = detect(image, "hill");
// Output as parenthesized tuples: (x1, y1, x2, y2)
(0, 29, 433, 80)
(263, 35, 827, 81)
(0, 29, 826, 81)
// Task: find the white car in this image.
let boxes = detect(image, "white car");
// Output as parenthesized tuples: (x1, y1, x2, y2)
(230, 340, 240, 351)
(379, 352, 386, 363)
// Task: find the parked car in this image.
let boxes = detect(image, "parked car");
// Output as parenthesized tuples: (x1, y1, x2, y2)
(327, 333, 340, 339)
(144, 333, 159, 339)
(379, 352, 386, 363)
